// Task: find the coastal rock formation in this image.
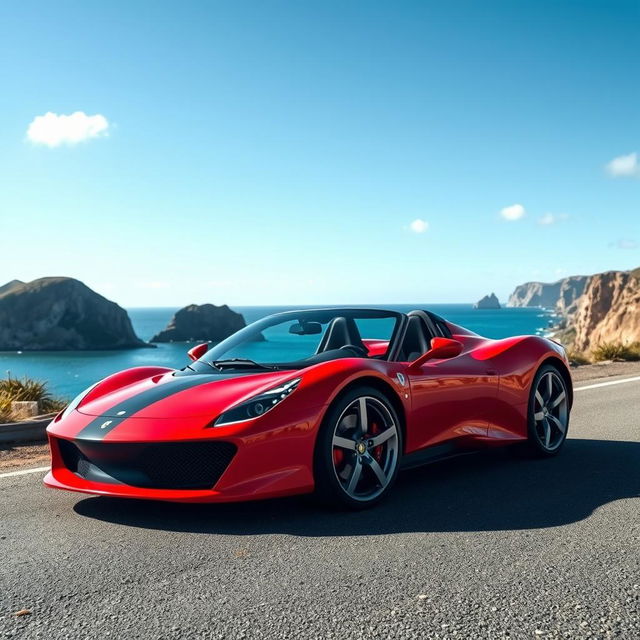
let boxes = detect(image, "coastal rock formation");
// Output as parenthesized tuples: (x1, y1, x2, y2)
(0, 277, 149, 350)
(507, 276, 589, 311)
(0, 280, 24, 296)
(570, 271, 640, 352)
(509, 268, 640, 353)
(151, 304, 252, 343)
(474, 293, 500, 309)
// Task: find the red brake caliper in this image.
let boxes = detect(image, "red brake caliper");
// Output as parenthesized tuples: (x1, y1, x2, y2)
(369, 422, 384, 462)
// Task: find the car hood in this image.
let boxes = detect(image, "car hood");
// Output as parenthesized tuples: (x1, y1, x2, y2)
(76, 369, 297, 419)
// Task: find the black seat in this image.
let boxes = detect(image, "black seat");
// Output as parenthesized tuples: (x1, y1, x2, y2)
(398, 316, 429, 361)
(316, 317, 367, 354)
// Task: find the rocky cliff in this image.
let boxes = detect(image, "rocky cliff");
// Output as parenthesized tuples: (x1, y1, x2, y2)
(569, 270, 640, 352)
(474, 293, 501, 309)
(509, 268, 640, 353)
(0, 277, 148, 350)
(507, 276, 589, 312)
(151, 304, 252, 343)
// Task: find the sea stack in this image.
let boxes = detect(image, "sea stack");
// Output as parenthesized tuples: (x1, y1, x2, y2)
(151, 303, 254, 343)
(0, 277, 149, 350)
(474, 293, 501, 309)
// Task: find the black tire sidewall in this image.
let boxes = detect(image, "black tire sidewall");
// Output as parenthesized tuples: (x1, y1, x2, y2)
(314, 385, 403, 509)
(527, 364, 570, 456)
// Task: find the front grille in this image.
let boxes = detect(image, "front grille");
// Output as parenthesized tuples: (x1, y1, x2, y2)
(57, 438, 237, 490)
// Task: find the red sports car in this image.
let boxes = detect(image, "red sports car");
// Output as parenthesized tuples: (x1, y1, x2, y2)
(45, 308, 572, 508)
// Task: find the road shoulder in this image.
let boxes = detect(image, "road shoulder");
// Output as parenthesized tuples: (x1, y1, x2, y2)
(571, 359, 640, 383)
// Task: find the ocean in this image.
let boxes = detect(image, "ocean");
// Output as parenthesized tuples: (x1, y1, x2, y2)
(0, 304, 554, 399)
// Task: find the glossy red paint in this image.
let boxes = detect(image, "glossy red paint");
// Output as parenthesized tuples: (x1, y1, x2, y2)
(187, 343, 209, 362)
(408, 337, 464, 370)
(362, 339, 390, 357)
(45, 310, 572, 503)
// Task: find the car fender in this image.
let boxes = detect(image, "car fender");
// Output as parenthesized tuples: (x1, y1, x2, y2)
(482, 335, 571, 439)
(293, 358, 409, 453)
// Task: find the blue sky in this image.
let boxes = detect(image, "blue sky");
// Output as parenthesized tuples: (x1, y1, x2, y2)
(0, 0, 638, 306)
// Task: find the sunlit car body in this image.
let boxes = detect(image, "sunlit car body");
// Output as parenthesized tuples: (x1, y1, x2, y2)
(45, 308, 573, 508)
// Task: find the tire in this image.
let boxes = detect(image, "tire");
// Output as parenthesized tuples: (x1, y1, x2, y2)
(524, 364, 570, 457)
(314, 386, 403, 509)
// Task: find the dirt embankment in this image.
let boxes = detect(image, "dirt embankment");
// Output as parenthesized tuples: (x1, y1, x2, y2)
(570, 359, 640, 383)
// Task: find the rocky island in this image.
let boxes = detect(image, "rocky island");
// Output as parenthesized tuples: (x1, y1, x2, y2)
(474, 293, 501, 309)
(0, 277, 149, 350)
(151, 303, 255, 343)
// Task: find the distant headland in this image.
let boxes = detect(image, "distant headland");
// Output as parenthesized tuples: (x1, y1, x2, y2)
(507, 266, 640, 360)
(0, 277, 149, 351)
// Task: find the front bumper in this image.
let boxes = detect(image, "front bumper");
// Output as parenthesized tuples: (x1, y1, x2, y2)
(45, 405, 323, 503)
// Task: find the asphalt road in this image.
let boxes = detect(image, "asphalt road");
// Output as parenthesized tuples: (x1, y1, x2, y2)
(1, 376, 639, 639)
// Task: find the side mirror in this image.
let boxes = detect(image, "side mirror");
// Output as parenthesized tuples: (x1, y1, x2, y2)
(408, 337, 463, 371)
(187, 342, 209, 362)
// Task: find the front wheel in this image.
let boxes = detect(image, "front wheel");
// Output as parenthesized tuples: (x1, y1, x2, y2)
(314, 386, 403, 509)
(525, 364, 570, 456)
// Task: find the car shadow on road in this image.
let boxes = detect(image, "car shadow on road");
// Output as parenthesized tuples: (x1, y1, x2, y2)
(74, 438, 640, 536)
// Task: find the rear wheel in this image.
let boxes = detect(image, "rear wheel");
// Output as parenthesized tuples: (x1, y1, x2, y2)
(314, 386, 402, 509)
(525, 364, 570, 456)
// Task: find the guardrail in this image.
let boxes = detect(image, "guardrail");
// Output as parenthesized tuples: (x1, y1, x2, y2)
(0, 414, 56, 444)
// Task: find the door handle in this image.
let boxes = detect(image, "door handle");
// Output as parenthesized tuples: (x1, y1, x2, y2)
(486, 368, 498, 376)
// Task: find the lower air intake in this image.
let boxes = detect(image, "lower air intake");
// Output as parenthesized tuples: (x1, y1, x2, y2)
(57, 438, 237, 490)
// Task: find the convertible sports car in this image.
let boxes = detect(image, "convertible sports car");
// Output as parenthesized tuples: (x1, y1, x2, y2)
(45, 308, 573, 508)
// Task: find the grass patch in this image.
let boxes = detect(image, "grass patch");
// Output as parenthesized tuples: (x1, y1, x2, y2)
(0, 376, 66, 423)
(591, 342, 640, 362)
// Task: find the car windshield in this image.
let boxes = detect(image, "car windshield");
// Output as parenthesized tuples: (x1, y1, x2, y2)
(194, 309, 402, 370)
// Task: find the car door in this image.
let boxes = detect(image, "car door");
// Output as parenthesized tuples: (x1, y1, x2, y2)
(402, 317, 499, 452)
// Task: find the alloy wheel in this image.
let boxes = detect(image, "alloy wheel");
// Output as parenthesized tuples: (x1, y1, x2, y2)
(330, 396, 399, 502)
(532, 370, 568, 451)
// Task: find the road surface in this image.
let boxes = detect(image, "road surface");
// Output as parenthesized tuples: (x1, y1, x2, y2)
(1, 374, 639, 639)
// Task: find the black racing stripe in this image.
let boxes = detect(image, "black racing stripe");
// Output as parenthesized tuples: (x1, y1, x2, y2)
(76, 374, 226, 440)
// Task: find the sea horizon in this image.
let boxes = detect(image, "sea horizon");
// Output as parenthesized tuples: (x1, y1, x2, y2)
(1, 304, 555, 398)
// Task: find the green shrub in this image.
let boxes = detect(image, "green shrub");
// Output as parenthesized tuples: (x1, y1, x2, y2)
(0, 375, 66, 422)
(591, 342, 640, 362)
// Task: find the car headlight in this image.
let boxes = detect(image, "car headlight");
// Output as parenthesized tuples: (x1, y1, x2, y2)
(213, 378, 301, 427)
(53, 382, 99, 423)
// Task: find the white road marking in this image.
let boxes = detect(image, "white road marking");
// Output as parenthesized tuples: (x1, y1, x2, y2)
(574, 375, 640, 392)
(0, 465, 49, 479)
(1, 375, 638, 482)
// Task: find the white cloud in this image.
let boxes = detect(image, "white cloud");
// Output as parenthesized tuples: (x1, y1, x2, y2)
(605, 152, 639, 177)
(26, 111, 109, 147)
(408, 218, 429, 233)
(500, 204, 525, 221)
(538, 213, 555, 225)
